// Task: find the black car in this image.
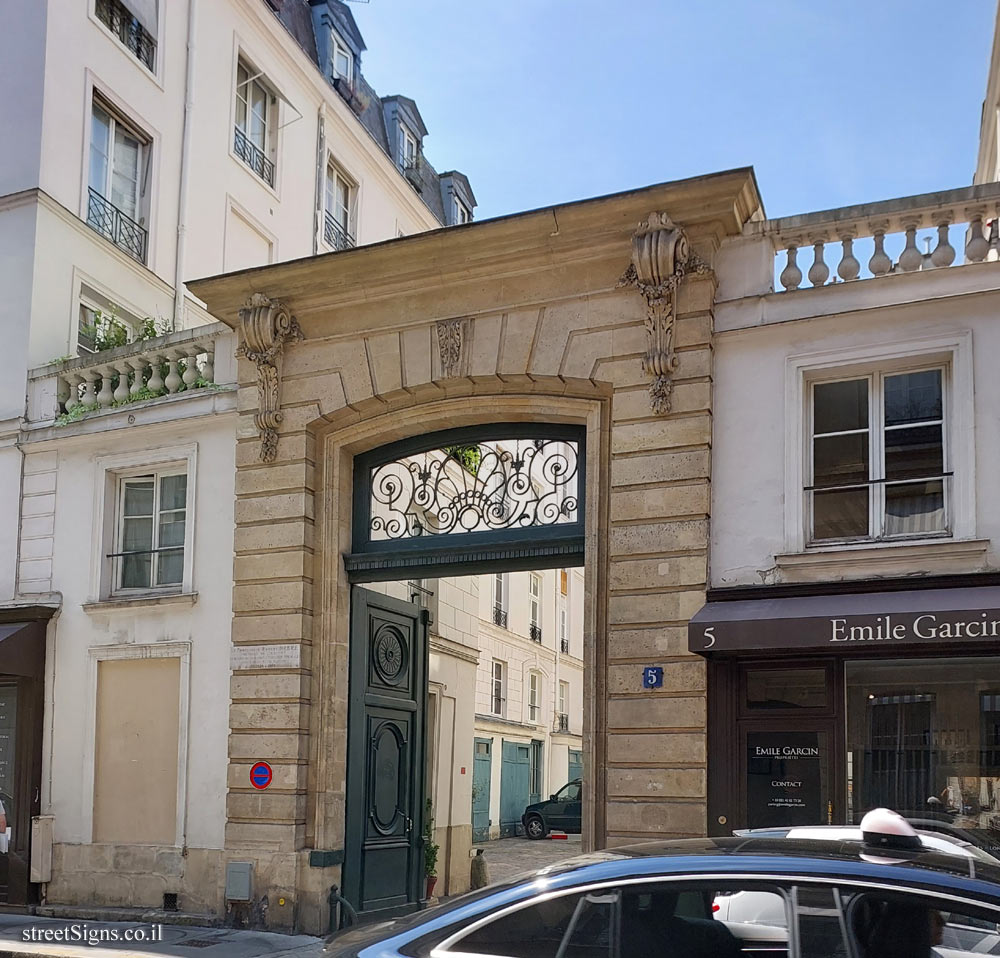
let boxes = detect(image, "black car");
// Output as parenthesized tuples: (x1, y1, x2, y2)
(326, 831, 1000, 958)
(522, 779, 581, 839)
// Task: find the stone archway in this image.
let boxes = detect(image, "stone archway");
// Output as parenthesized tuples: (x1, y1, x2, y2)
(188, 169, 761, 932)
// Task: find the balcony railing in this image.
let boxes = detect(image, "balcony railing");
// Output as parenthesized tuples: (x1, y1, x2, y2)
(96, 0, 156, 71)
(560, 637, 570, 654)
(529, 623, 542, 643)
(87, 188, 147, 263)
(234, 126, 275, 187)
(754, 182, 1000, 293)
(554, 713, 569, 733)
(323, 210, 356, 251)
(27, 323, 236, 424)
(492, 605, 508, 629)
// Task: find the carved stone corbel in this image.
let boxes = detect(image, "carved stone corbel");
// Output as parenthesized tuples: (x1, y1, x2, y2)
(618, 213, 711, 414)
(436, 318, 466, 378)
(237, 292, 302, 463)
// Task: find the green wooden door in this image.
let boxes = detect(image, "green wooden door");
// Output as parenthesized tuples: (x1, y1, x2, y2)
(499, 741, 531, 837)
(344, 588, 428, 916)
(472, 738, 492, 843)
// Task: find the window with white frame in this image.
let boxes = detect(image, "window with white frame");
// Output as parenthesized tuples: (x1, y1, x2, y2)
(492, 660, 506, 716)
(113, 469, 187, 593)
(528, 671, 541, 723)
(452, 196, 470, 225)
(88, 98, 149, 262)
(559, 604, 568, 653)
(94, 0, 157, 73)
(234, 59, 276, 187)
(324, 162, 357, 250)
(559, 680, 568, 715)
(332, 32, 353, 85)
(529, 573, 541, 641)
(808, 366, 948, 543)
(492, 572, 508, 628)
(398, 124, 417, 170)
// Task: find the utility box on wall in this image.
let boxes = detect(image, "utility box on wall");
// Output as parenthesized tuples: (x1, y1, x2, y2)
(225, 861, 253, 902)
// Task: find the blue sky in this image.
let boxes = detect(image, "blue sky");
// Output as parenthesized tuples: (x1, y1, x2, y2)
(351, 0, 996, 221)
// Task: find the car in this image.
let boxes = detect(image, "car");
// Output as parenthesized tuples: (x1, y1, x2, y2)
(522, 779, 581, 839)
(325, 819, 1000, 958)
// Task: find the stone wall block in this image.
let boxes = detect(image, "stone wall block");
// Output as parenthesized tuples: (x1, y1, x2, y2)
(612, 415, 712, 455)
(608, 732, 705, 764)
(609, 519, 708, 557)
(224, 822, 303, 850)
(611, 450, 711, 488)
(230, 611, 311, 642)
(232, 581, 310, 613)
(608, 590, 705, 626)
(230, 701, 309, 731)
(674, 315, 713, 348)
(672, 347, 712, 380)
(606, 767, 706, 799)
(560, 329, 613, 380)
(610, 483, 710, 522)
(365, 332, 403, 396)
(227, 791, 307, 822)
(496, 309, 539, 376)
(231, 672, 310, 701)
(229, 732, 310, 762)
(607, 695, 706, 730)
(612, 382, 711, 422)
(234, 521, 313, 554)
(235, 463, 313, 497)
(607, 626, 691, 660)
(400, 326, 433, 387)
(607, 660, 706, 695)
(606, 800, 705, 835)
(608, 555, 707, 591)
(467, 314, 504, 377)
(234, 550, 312, 582)
(282, 372, 349, 416)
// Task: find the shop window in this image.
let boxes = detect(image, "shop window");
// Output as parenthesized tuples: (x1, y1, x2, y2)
(746, 669, 827, 710)
(808, 367, 948, 543)
(846, 657, 1000, 829)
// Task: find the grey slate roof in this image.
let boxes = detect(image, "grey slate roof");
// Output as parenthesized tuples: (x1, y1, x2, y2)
(263, 0, 473, 226)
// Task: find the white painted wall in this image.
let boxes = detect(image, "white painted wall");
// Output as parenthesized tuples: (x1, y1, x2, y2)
(711, 234, 1000, 588)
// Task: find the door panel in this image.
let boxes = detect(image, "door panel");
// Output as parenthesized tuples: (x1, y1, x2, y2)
(472, 739, 492, 843)
(344, 588, 428, 916)
(499, 742, 530, 837)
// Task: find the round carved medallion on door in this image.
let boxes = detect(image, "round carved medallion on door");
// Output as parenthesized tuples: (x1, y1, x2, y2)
(372, 624, 408, 686)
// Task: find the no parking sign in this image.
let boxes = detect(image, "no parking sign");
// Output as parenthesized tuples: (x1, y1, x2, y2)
(250, 761, 273, 789)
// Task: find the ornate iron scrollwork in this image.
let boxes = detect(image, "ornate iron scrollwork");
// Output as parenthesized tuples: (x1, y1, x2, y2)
(618, 212, 711, 415)
(369, 438, 579, 541)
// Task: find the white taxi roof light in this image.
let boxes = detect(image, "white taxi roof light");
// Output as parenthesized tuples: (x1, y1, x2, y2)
(859, 808, 923, 851)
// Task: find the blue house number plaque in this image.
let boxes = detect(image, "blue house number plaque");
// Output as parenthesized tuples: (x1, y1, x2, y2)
(642, 667, 663, 689)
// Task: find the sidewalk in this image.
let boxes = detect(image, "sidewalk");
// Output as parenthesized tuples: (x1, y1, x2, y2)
(0, 914, 322, 958)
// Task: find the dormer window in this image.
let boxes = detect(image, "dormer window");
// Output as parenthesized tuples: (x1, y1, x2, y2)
(453, 197, 470, 225)
(332, 33, 353, 86)
(399, 125, 417, 171)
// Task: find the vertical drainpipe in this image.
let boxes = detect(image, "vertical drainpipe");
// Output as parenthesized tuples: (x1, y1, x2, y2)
(314, 107, 325, 255)
(173, 0, 198, 331)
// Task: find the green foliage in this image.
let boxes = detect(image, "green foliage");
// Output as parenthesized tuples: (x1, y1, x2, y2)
(54, 402, 99, 426)
(135, 315, 173, 342)
(445, 444, 482, 474)
(46, 355, 73, 366)
(423, 798, 439, 877)
(79, 307, 172, 354)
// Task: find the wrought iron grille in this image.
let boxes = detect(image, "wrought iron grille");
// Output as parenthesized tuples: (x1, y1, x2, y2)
(368, 437, 579, 542)
(87, 188, 147, 263)
(560, 637, 570, 654)
(324, 210, 356, 251)
(492, 606, 508, 629)
(529, 623, 542, 643)
(234, 126, 275, 187)
(96, 0, 156, 71)
(555, 713, 569, 733)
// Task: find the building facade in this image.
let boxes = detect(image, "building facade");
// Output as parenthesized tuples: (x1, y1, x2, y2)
(1, 0, 473, 919)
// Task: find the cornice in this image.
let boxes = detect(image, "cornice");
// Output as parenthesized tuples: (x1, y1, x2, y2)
(189, 168, 761, 329)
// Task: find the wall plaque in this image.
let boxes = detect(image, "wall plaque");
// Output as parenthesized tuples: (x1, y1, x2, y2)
(230, 644, 302, 671)
(746, 730, 824, 828)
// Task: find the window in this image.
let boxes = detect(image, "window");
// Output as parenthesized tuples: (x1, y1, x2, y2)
(491, 661, 506, 716)
(235, 60, 275, 187)
(492, 573, 508, 629)
(398, 124, 417, 170)
(560, 568, 568, 595)
(332, 32, 353, 85)
(559, 604, 568, 654)
(324, 162, 357, 250)
(528, 672, 540, 723)
(559, 680, 568, 715)
(452, 196, 470, 225)
(529, 574, 541, 642)
(113, 470, 186, 593)
(95, 0, 157, 72)
(88, 98, 148, 262)
(808, 367, 947, 543)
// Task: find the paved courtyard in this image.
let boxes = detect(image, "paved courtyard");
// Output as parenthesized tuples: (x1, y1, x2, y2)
(478, 835, 584, 885)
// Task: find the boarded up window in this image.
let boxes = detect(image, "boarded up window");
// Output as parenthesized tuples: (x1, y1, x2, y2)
(93, 657, 180, 844)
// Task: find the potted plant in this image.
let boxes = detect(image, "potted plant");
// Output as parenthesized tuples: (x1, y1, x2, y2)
(424, 798, 439, 899)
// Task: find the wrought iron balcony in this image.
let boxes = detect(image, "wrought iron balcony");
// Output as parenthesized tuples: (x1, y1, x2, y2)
(555, 713, 569, 733)
(529, 623, 542, 643)
(86, 188, 147, 263)
(492, 605, 508, 629)
(323, 211, 356, 251)
(233, 126, 275, 187)
(560, 637, 570, 654)
(96, 0, 156, 71)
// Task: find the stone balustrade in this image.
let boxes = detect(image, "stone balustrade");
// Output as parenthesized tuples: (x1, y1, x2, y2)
(27, 322, 236, 423)
(752, 182, 1000, 292)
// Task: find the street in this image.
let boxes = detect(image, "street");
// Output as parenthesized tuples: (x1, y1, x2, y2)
(477, 835, 584, 885)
